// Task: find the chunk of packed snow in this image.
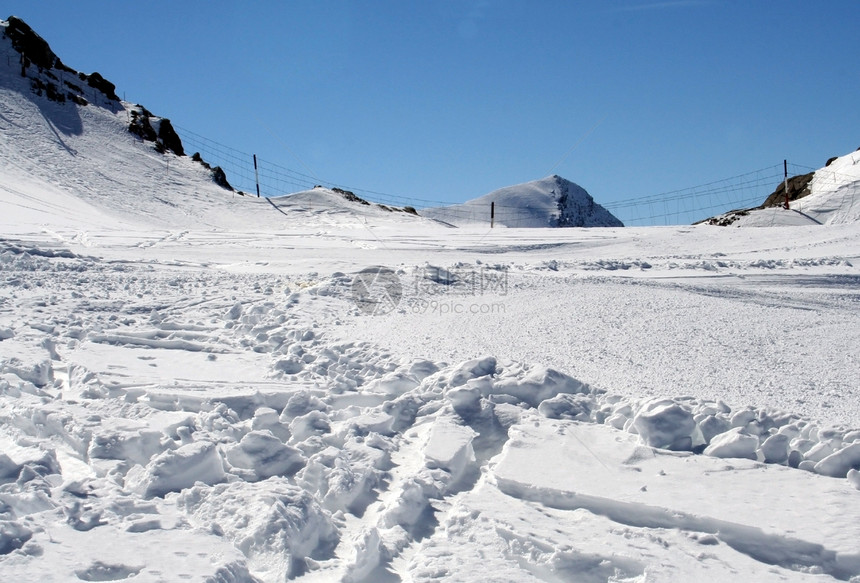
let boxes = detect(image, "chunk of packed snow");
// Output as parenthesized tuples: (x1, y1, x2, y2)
(537, 392, 594, 421)
(0, 520, 32, 554)
(88, 427, 164, 466)
(225, 430, 305, 481)
(251, 406, 291, 441)
(442, 356, 497, 389)
(126, 441, 225, 497)
(1, 356, 53, 387)
(759, 433, 790, 464)
(423, 420, 477, 484)
(492, 365, 587, 407)
(803, 440, 838, 463)
(345, 527, 384, 582)
(848, 469, 860, 491)
(446, 385, 482, 416)
(178, 479, 338, 580)
(632, 399, 698, 450)
(698, 414, 731, 444)
(813, 442, 860, 478)
(703, 428, 759, 460)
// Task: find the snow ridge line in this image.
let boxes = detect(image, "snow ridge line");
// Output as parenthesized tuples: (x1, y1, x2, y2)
(493, 474, 860, 580)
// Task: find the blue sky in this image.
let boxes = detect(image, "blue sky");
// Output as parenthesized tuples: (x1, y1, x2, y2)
(9, 1, 860, 215)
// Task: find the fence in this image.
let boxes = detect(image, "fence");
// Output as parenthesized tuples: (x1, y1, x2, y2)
(176, 125, 850, 227)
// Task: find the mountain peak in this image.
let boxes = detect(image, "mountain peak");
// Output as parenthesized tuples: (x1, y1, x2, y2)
(3, 15, 121, 103)
(4, 15, 63, 71)
(422, 176, 623, 228)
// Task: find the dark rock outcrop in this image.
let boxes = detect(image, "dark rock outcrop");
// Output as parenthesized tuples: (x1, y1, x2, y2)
(4, 15, 237, 192)
(696, 208, 757, 227)
(83, 71, 119, 102)
(762, 172, 814, 207)
(128, 106, 184, 156)
(211, 166, 232, 190)
(5, 15, 119, 108)
(191, 153, 234, 191)
(553, 175, 623, 227)
(6, 15, 65, 71)
(332, 187, 371, 205)
(155, 118, 184, 157)
(128, 108, 157, 142)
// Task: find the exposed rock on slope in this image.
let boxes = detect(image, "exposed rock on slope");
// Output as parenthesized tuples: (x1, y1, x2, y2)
(700, 148, 860, 227)
(762, 172, 815, 208)
(128, 105, 185, 157)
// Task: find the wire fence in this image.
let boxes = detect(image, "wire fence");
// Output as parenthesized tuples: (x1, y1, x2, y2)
(175, 125, 846, 227)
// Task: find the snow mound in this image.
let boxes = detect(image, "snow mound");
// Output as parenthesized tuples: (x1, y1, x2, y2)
(179, 479, 339, 580)
(422, 175, 623, 228)
(126, 441, 227, 498)
(266, 186, 427, 224)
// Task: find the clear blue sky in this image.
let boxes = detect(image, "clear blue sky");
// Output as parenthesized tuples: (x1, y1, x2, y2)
(9, 1, 860, 210)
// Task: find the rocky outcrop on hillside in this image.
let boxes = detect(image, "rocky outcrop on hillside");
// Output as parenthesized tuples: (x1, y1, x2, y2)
(191, 153, 234, 191)
(2, 15, 236, 190)
(5, 15, 66, 71)
(762, 172, 815, 208)
(128, 105, 185, 157)
(699, 148, 860, 226)
(5, 15, 121, 107)
(553, 176, 623, 227)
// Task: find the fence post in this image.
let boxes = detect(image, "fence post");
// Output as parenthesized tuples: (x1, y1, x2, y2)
(491, 201, 495, 228)
(254, 154, 261, 198)
(783, 160, 790, 209)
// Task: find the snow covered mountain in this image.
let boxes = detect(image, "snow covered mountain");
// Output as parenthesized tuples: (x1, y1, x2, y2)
(702, 149, 860, 227)
(422, 175, 623, 228)
(0, 16, 429, 233)
(2, 16, 620, 233)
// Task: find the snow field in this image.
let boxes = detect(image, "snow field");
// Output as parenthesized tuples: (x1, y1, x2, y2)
(1, 245, 859, 581)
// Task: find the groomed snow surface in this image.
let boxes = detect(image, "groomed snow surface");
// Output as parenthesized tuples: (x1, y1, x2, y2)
(3, 20, 860, 582)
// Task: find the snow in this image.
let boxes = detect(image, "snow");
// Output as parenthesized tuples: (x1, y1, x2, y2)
(422, 175, 623, 228)
(712, 149, 860, 227)
(2, 15, 860, 582)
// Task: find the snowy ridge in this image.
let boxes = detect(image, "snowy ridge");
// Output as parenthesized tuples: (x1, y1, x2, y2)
(422, 175, 623, 228)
